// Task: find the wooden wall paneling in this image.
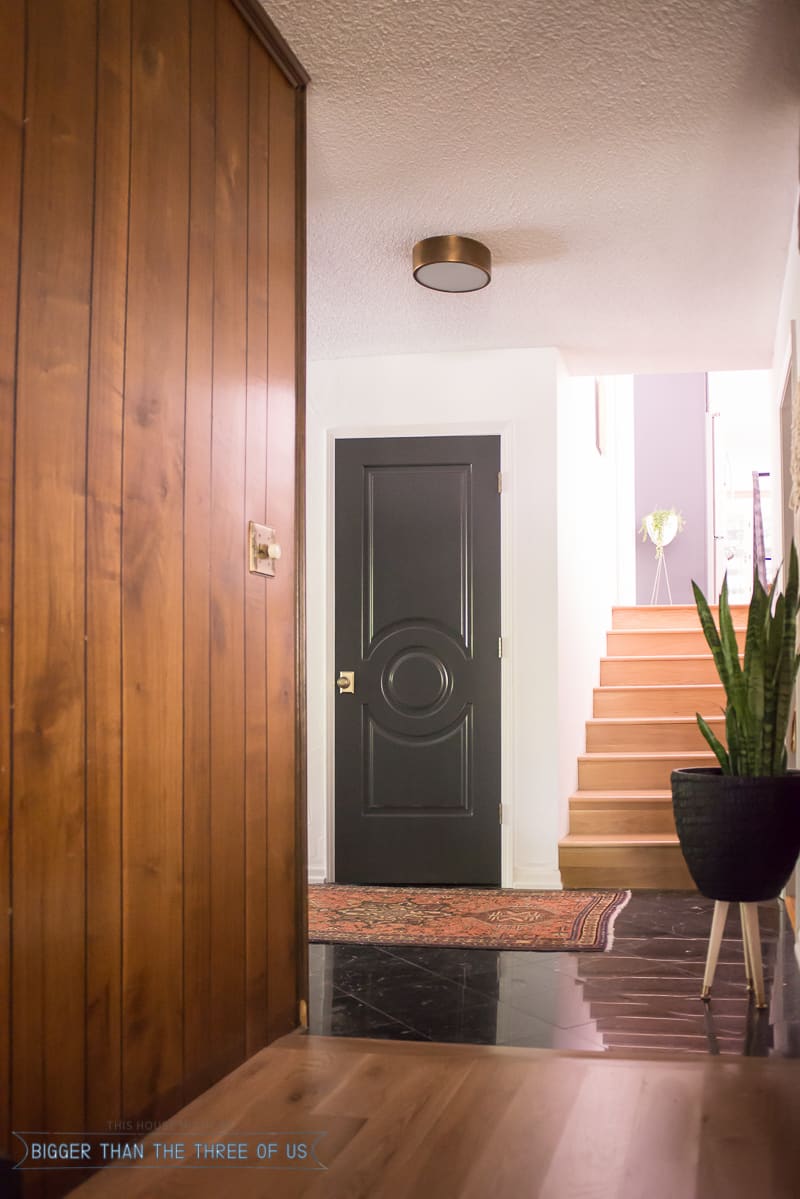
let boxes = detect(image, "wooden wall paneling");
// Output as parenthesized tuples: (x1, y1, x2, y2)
(244, 34, 270, 1057)
(208, 0, 249, 1078)
(12, 0, 96, 1163)
(266, 60, 298, 1040)
(230, 0, 310, 88)
(122, 0, 189, 1121)
(85, 0, 131, 1134)
(183, 0, 216, 1103)
(294, 86, 309, 1022)
(0, 0, 24, 1159)
(0, 0, 306, 1171)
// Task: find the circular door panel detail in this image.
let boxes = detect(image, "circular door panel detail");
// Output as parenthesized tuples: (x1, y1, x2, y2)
(383, 647, 452, 716)
(365, 623, 468, 733)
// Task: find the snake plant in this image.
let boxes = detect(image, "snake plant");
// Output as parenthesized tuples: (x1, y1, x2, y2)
(692, 542, 800, 777)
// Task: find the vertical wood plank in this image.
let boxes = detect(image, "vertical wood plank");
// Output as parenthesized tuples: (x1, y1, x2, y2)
(12, 0, 95, 1150)
(266, 61, 298, 1040)
(85, 0, 131, 1134)
(0, 0, 25, 1158)
(244, 34, 270, 1057)
(208, 0, 249, 1077)
(294, 86, 309, 1022)
(122, 0, 189, 1120)
(183, 0, 216, 1103)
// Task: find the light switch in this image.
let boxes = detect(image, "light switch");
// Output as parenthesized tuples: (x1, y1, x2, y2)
(248, 521, 281, 577)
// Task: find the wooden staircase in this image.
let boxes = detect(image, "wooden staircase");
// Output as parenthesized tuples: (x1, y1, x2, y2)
(559, 603, 747, 889)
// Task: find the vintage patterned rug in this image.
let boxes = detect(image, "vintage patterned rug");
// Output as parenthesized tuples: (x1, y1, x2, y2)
(308, 885, 631, 952)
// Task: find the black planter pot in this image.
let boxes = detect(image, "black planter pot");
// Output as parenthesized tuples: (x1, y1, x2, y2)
(671, 767, 800, 902)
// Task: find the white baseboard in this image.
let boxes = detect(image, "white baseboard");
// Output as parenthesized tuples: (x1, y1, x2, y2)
(511, 865, 563, 890)
(307, 865, 562, 889)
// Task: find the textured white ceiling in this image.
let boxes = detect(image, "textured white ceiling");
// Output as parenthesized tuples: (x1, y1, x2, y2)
(264, 0, 800, 373)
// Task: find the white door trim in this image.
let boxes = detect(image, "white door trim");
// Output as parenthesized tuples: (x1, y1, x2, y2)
(323, 421, 514, 888)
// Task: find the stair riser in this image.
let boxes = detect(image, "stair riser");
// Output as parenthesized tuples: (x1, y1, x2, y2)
(593, 686, 726, 718)
(586, 720, 724, 752)
(558, 845, 694, 890)
(579, 756, 716, 789)
(570, 807, 677, 835)
(560, 870, 694, 890)
(612, 605, 748, 630)
(607, 629, 744, 656)
(600, 658, 727, 685)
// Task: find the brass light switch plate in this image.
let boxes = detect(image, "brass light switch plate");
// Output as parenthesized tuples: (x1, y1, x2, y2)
(248, 521, 281, 577)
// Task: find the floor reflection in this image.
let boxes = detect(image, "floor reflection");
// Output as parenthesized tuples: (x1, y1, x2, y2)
(309, 892, 800, 1056)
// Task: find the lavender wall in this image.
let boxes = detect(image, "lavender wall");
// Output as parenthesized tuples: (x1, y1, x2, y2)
(634, 373, 708, 604)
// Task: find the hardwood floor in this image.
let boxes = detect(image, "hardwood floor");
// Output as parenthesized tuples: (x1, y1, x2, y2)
(70, 1032, 800, 1198)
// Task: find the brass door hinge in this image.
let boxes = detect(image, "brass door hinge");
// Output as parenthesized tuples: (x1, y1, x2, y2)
(298, 998, 308, 1028)
(497, 471, 502, 493)
(498, 804, 503, 824)
(498, 637, 503, 659)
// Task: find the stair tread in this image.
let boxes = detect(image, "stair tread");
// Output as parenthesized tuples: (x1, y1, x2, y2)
(608, 626, 745, 634)
(597, 684, 724, 692)
(559, 833, 681, 846)
(579, 750, 715, 762)
(588, 716, 722, 726)
(604, 657, 734, 666)
(613, 605, 747, 613)
(571, 789, 672, 802)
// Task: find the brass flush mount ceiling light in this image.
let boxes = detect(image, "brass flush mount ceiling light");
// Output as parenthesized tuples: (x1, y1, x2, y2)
(412, 235, 491, 293)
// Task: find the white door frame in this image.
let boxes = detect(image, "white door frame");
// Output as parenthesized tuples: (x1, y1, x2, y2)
(322, 421, 514, 888)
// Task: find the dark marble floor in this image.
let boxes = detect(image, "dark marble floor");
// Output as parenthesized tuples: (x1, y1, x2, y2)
(309, 891, 800, 1056)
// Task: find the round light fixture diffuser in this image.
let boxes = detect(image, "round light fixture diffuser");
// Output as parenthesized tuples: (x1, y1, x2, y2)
(412, 235, 491, 293)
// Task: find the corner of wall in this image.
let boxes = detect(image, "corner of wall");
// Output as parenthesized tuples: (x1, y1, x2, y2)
(555, 371, 619, 840)
(307, 348, 567, 892)
(769, 191, 800, 955)
(771, 193, 799, 401)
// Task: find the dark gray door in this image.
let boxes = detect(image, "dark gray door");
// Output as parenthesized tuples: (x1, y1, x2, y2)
(334, 435, 501, 885)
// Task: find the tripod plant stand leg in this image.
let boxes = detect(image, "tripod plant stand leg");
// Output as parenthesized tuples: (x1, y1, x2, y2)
(740, 902, 753, 992)
(701, 900, 729, 1001)
(662, 552, 673, 603)
(740, 903, 766, 1009)
(649, 553, 663, 605)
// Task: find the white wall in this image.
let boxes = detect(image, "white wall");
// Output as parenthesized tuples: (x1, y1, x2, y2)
(611, 376, 637, 605)
(556, 372, 625, 831)
(306, 348, 627, 889)
(772, 203, 799, 554)
(706, 370, 776, 599)
(770, 197, 800, 962)
(307, 348, 563, 888)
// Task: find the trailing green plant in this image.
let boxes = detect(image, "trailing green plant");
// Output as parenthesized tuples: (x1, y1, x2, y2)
(692, 542, 800, 777)
(640, 508, 685, 547)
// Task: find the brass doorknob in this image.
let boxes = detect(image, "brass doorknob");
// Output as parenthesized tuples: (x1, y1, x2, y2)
(336, 671, 355, 694)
